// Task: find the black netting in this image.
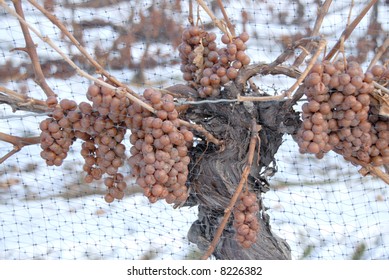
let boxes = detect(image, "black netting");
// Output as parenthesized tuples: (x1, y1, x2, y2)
(1, 0, 388, 260)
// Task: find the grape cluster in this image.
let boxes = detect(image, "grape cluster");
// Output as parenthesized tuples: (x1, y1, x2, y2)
(127, 88, 193, 204)
(179, 25, 250, 98)
(39, 80, 130, 203)
(40, 99, 78, 166)
(79, 82, 129, 203)
(233, 191, 260, 248)
(297, 59, 375, 163)
(297, 59, 389, 167)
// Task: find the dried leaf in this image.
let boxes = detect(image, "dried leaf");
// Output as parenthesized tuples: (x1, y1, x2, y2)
(371, 89, 389, 117)
(193, 42, 205, 83)
(192, 43, 204, 68)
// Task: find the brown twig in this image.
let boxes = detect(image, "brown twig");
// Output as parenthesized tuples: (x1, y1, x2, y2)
(0, 132, 40, 164)
(200, 120, 261, 260)
(236, 37, 322, 89)
(10, 0, 56, 99)
(0, 86, 27, 102)
(216, 0, 235, 37)
(26, 0, 139, 98)
(196, 0, 229, 35)
(287, 39, 327, 105)
(293, 0, 332, 67)
(325, 0, 378, 61)
(334, 1, 353, 67)
(236, 64, 301, 92)
(178, 119, 223, 146)
(0, 86, 48, 113)
(347, 0, 355, 26)
(343, 155, 389, 185)
(285, 39, 327, 98)
(368, 37, 389, 70)
(188, 0, 194, 25)
(271, 37, 322, 69)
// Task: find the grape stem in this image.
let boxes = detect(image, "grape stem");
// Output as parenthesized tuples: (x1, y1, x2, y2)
(200, 120, 261, 260)
(0, 132, 40, 164)
(285, 38, 327, 98)
(216, 0, 236, 37)
(196, 0, 230, 36)
(373, 81, 389, 95)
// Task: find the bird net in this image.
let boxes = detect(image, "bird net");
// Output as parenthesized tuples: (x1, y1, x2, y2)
(0, 0, 388, 260)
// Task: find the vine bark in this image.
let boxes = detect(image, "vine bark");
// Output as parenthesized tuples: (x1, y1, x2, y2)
(180, 84, 300, 259)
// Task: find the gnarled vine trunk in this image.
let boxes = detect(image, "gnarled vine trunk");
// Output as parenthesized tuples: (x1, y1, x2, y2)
(180, 83, 300, 259)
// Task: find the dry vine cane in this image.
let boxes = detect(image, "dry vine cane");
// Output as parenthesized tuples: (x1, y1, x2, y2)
(0, 132, 40, 164)
(8, 0, 57, 100)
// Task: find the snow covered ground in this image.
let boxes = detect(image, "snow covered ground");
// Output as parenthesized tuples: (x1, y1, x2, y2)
(1, 0, 388, 260)
(267, 136, 389, 259)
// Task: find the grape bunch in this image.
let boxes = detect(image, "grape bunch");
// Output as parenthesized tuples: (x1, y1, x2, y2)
(233, 191, 260, 248)
(127, 88, 193, 204)
(39, 80, 130, 203)
(40, 99, 79, 166)
(178, 25, 250, 98)
(297, 59, 376, 163)
(78, 82, 129, 203)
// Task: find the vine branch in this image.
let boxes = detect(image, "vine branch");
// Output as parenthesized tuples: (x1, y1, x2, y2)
(10, 0, 56, 99)
(196, 0, 229, 35)
(0, 132, 40, 164)
(293, 0, 332, 67)
(236, 37, 322, 89)
(0, 86, 48, 113)
(216, 0, 235, 37)
(285, 38, 327, 98)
